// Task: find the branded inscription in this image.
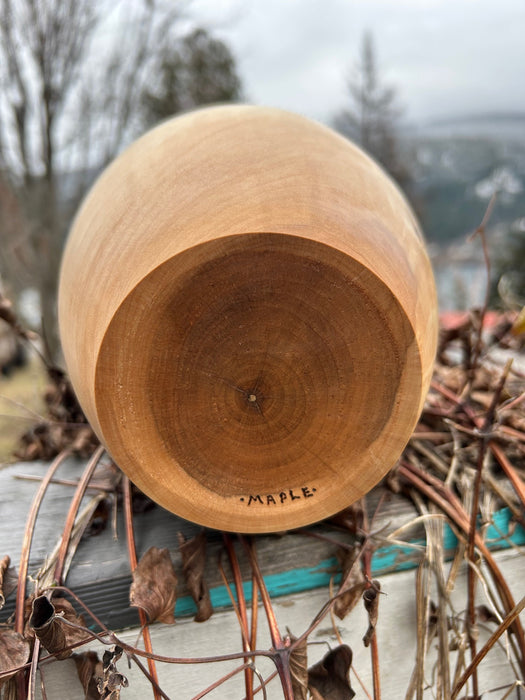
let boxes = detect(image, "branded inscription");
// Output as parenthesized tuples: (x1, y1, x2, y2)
(240, 487, 316, 506)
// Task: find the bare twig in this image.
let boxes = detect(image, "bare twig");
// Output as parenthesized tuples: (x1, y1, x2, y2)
(468, 193, 497, 382)
(53, 444, 105, 585)
(223, 534, 254, 699)
(13, 448, 72, 698)
(123, 476, 162, 700)
(191, 663, 267, 700)
(451, 596, 525, 699)
(362, 500, 381, 700)
(14, 449, 72, 632)
(399, 462, 525, 676)
(240, 536, 295, 700)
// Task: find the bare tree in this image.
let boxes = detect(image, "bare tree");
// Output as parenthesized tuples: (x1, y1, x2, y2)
(0, 0, 184, 361)
(0, 0, 98, 359)
(334, 31, 411, 190)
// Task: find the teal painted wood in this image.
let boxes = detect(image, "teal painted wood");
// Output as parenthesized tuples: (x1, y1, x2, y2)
(175, 507, 525, 618)
(371, 507, 525, 574)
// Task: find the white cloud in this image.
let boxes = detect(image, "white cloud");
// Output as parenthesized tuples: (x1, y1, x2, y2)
(190, 0, 525, 124)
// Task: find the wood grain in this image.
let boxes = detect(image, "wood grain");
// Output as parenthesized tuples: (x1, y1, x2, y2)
(58, 105, 438, 532)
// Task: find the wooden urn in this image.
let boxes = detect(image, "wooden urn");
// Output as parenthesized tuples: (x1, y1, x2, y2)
(59, 105, 438, 533)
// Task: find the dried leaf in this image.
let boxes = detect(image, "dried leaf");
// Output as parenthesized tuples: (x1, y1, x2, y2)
(0, 628, 30, 689)
(29, 596, 69, 659)
(476, 604, 500, 624)
(0, 294, 31, 340)
(0, 555, 17, 610)
(130, 484, 156, 514)
(288, 633, 308, 700)
(362, 581, 381, 647)
(73, 651, 103, 699)
(86, 499, 110, 537)
(14, 363, 98, 461)
(309, 690, 325, 700)
(130, 546, 177, 623)
(97, 646, 128, 699)
(329, 503, 364, 534)
(511, 305, 525, 336)
(334, 547, 366, 620)
(308, 644, 354, 699)
(0, 295, 19, 328)
(178, 531, 213, 622)
(27, 596, 90, 655)
(385, 465, 402, 494)
(92, 461, 122, 492)
(49, 598, 88, 648)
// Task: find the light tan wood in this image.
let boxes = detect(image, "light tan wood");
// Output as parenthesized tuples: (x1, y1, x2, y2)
(58, 105, 438, 533)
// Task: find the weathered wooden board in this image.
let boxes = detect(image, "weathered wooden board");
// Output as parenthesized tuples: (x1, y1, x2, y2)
(0, 457, 383, 628)
(30, 548, 525, 699)
(1, 457, 523, 633)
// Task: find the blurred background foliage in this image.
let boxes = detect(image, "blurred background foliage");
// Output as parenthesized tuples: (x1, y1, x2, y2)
(0, 0, 243, 364)
(0, 0, 523, 369)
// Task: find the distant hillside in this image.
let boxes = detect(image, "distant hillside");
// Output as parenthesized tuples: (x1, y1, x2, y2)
(420, 111, 525, 134)
(404, 113, 525, 245)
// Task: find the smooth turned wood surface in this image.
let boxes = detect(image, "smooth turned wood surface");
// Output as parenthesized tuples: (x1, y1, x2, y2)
(58, 105, 438, 532)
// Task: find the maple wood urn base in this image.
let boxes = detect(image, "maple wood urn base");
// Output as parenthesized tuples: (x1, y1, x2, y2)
(59, 105, 438, 533)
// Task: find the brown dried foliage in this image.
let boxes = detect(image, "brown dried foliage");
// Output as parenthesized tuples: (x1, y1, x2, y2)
(362, 581, 381, 648)
(0, 628, 30, 689)
(0, 290, 98, 460)
(288, 634, 308, 700)
(97, 646, 128, 699)
(16, 366, 98, 460)
(0, 555, 17, 610)
(334, 546, 367, 620)
(398, 303, 525, 694)
(288, 633, 356, 700)
(409, 309, 525, 530)
(73, 651, 103, 700)
(0, 294, 33, 342)
(27, 595, 90, 660)
(29, 595, 71, 660)
(0, 291, 98, 462)
(178, 531, 213, 622)
(129, 546, 178, 624)
(308, 645, 355, 700)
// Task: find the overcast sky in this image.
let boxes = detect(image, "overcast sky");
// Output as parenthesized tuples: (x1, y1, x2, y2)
(188, 0, 525, 126)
